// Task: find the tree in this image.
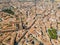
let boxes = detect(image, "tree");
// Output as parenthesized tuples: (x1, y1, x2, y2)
(48, 28, 57, 39)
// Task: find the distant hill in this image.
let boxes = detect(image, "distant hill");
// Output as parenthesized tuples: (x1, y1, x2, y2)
(55, 0, 60, 1)
(0, 0, 10, 3)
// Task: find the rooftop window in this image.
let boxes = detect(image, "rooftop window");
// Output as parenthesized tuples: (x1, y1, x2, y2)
(0, 18, 2, 22)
